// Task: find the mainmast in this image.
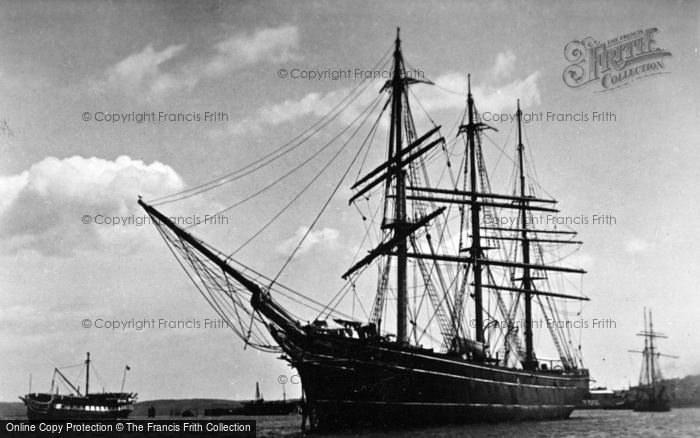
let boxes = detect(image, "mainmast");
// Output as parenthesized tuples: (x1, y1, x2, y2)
(517, 101, 536, 370)
(462, 75, 484, 344)
(389, 28, 408, 344)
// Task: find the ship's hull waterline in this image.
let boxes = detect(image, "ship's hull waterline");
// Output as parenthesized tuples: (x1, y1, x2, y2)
(24, 407, 132, 421)
(272, 329, 589, 429)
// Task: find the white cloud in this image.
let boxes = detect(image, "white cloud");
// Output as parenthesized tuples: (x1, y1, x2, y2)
(213, 84, 380, 138)
(0, 155, 184, 256)
(106, 44, 186, 94)
(276, 226, 339, 256)
(406, 52, 540, 116)
(491, 51, 516, 80)
(625, 237, 652, 254)
(414, 70, 542, 115)
(258, 90, 344, 125)
(104, 25, 299, 101)
(230, 90, 343, 134)
(205, 25, 299, 76)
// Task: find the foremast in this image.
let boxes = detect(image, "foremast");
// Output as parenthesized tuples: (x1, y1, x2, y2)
(345, 28, 446, 344)
(389, 29, 408, 344)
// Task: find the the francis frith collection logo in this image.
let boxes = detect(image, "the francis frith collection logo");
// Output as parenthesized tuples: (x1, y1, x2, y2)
(563, 28, 672, 91)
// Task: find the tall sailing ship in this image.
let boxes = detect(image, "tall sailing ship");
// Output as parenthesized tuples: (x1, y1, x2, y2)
(631, 309, 677, 412)
(20, 353, 136, 420)
(140, 30, 591, 430)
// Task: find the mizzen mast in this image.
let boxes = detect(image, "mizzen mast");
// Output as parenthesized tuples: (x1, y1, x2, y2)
(516, 100, 536, 370)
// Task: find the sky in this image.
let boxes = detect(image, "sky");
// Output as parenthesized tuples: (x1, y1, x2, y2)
(1, 0, 699, 402)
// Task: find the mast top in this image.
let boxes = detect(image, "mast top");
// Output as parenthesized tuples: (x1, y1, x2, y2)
(516, 100, 524, 149)
(467, 74, 471, 96)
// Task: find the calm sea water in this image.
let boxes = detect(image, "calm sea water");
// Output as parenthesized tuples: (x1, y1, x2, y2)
(249, 409, 700, 438)
(3, 409, 699, 437)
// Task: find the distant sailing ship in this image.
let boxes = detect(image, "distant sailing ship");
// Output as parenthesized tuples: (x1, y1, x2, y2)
(631, 309, 678, 412)
(140, 29, 591, 430)
(20, 353, 136, 420)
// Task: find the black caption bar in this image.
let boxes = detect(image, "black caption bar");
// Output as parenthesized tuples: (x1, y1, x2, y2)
(2, 420, 256, 437)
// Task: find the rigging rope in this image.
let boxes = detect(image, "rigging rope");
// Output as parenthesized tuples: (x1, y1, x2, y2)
(270, 93, 387, 287)
(230, 93, 388, 256)
(150, 45, 393, 206)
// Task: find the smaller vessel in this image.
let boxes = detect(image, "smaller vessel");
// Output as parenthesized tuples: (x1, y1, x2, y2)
(631, 309, 678, 412)
(20, 352, 137, 420)
(241, 382, 298, 416)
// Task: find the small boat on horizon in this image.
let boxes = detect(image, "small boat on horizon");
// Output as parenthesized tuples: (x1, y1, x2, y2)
(240, 382, 298, 415)
(20, 352, 137, 420)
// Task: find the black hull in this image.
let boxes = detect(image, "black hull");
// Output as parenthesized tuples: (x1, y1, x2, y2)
(271, 328, 589, 430)
(633, 386, 671, 412)
(633, 399, 671, 412)
(240, 401, 298, 416)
